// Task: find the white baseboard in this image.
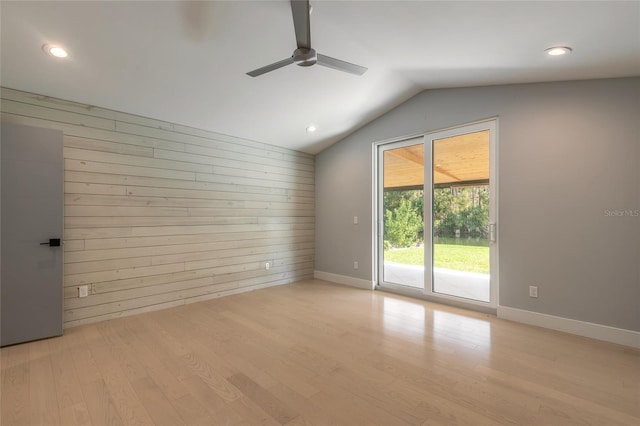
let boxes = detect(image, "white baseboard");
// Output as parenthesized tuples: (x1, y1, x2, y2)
(497, 306, 640, 348)
(314, 270, 374, 290)
(312, 272, 639, 348)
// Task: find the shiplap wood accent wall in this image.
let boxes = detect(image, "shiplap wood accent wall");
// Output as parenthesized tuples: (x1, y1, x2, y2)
(0, 87, 315, 328)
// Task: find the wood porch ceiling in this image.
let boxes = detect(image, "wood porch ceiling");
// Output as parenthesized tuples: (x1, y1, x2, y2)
(384, 130, 489, 190)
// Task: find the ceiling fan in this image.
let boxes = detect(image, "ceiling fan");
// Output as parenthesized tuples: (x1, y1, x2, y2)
(246, 0, 367, 77)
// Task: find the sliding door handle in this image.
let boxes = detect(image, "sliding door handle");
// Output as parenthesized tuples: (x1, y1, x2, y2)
(40, 238, 61, 247)
(489, 224, 496, 243)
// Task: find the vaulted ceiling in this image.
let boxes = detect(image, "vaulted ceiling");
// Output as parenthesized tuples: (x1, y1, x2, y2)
(1, 1, 638, 154)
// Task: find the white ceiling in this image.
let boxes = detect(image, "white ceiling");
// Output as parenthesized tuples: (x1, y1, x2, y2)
(1, 1, 639, 154)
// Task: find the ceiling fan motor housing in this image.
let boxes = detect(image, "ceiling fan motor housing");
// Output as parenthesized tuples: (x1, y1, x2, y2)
(293, 48, 317, 67)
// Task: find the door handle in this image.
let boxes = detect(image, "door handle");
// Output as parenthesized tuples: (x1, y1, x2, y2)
(489, 224, 496, 243)
(40, 238, 61, 247)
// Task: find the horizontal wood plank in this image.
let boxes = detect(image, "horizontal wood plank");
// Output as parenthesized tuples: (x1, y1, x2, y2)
(65, 159, 197, 181)
(63, 274, 312, 327)
(82, 229, 314, 250)
(64, 216, 260, 228)
(65, 234, 314, 263)
(64, 135, 154, 157)
(65, 222, 313, 240)
(64, 147, 213, 174)
(1, 87, 312, 160)
(64, 170, 315, 200)
(64, 265, 313, 322)
(196, 172, 314, 192)
(1, 99, 116, 131)
(2, 111, 186, 152)
(117, 121, 313, 172)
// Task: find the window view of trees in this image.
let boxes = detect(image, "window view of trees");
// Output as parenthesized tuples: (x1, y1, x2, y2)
(383, 190, 423, 249)
(383, 185, 489, 249)
(433, 186, 489, 239)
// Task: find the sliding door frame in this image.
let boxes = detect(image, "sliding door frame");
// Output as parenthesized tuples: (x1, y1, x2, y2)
(373, 118, 499, 313)
(424, 120, 498, 308)
(374, 136, 426, 290)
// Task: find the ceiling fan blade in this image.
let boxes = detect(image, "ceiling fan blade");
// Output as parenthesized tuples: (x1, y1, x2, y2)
(316, 54, 368, 76)
(290, 0, 311, 49)
(246, 57, 295, 77)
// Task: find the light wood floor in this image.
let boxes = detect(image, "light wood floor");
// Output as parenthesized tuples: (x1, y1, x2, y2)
(2, 280, 639, 426)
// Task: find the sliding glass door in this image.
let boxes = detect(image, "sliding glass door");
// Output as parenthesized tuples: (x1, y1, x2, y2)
(426, 122, 497, 306)
(376, 120, 497, 308)
(377, 138, 425, 290)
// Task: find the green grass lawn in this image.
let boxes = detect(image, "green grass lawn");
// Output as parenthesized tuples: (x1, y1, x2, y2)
(384, 244, 489, 274)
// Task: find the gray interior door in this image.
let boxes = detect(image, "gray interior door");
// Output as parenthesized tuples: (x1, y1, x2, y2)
(1, 123, 64, 347)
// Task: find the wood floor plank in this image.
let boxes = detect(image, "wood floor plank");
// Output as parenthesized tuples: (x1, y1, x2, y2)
(316, 366, 425, 425)
(82, 326, 154, 425)
(1, 280, 638, 426)
(28, 340, 61, 426)
(179, 374, 246, 425)
(112, 320, 191, 402)
(1, 344, 31, 426)
(168, 393, 215, 425)
(81, 379, 124, 426)
(227, 372, 299, 425)
(267, 382, 342, 426)
(129, 376, 185, 426)
(227, 395, 282, 426)
(59, 402, 92, 426)
(65, 327, 104, 386)
(475, 364, 639, 425)
(48, 336, 85, 411)
(284, 415, 315, 426)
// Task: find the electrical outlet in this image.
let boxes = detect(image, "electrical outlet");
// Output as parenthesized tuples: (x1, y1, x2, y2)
(354, 261, 359, 269)
(353, 216, 358, 224)
(529, 285, 538, 298)
(265, 262, 270, 270)
(78, 285, 89, 298)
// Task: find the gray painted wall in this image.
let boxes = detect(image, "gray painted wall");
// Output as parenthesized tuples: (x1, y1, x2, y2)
(316, 77, 640, 332)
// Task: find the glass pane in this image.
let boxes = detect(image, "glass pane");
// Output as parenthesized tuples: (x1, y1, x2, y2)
(432, 130, 490, 302)
(382, 144, 425, 289)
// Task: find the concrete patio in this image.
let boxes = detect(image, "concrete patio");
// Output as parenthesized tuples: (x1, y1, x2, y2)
(383, 262, 490, 302)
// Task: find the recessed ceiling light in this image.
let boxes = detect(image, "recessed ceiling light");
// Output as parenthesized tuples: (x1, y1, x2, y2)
(306, 125, 317, 133)
(545, 46, 572, 56)
(43, 44, 69, 58)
